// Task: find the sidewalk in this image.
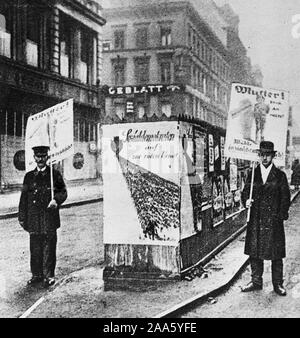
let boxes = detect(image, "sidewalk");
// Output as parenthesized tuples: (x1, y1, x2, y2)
(0, 178, 103, 219)
(19, 189, 300, 318)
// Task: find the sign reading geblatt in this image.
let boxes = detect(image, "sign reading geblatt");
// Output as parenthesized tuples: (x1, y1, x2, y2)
(103, 84, 185, 96)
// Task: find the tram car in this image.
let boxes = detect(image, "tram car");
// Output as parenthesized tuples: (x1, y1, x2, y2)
(101, 118, 249, 289)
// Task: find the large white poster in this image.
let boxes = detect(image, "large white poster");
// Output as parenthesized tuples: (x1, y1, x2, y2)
(102, 122, 180, 245)
(25, 99, 74, 171)
(224, 83, 289, 166)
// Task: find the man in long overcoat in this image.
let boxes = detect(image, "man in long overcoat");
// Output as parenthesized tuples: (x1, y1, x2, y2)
(18, 146, 67, 287)
(241, 141, 290, 296)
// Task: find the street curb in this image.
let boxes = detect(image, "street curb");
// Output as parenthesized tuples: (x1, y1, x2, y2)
(154, 257, 250, 318)
(0, 197, 103, 220)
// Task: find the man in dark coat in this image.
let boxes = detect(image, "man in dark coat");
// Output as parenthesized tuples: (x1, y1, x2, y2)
(18, 146, 67, 287)
(241, 141, 290, 296)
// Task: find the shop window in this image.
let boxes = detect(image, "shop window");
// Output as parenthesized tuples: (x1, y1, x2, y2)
(16, 112, 23, 137)
(161, 27, 171, 46)
(134, 57, 149, 84)
(115, 103, 125, 120)
(0, 110, 5, 134)
(0, 3, 11, 58)
(79, 120, 85, 142)
(161, 103, 172, 117)
(114, 30, 125, 50)
(136, 27, 148, 48)
(7, 110, 14, 136)
(137, 105, 146, 119)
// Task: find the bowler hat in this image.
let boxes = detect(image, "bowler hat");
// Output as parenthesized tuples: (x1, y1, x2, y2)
(32, 146, 50, 155)
(258, 141, 276, 154)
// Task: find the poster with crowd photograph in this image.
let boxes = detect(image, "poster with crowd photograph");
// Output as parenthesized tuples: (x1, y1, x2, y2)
(224, 83, 289, 166)
(102, 121, 181, 245)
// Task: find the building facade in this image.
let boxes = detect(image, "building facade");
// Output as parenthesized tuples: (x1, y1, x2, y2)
(101, 0, 233, 129)
(0, 0, 105, 189)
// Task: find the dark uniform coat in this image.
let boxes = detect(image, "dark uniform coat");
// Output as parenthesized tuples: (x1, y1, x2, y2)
(18, 166, 67, 234)
(242, 164, 290, 260)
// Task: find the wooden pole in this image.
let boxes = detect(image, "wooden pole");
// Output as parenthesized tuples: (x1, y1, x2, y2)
(50, 160, 54, 200)
(247, 161, 256, 223)
(48, 116, 54, 200)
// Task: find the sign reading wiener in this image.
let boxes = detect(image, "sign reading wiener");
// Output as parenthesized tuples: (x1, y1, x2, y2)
(224, 83, 289, 166)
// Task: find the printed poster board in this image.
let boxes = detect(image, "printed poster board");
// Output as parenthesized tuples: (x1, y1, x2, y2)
(102, 122, 180, 245)
(224, 83, 289, 166)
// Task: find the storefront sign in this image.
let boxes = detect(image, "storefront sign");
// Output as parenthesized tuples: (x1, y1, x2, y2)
(104, 84, 185, 96)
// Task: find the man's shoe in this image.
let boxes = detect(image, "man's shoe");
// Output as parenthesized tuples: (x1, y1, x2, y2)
(274, 285, 287, 296)
(27, 276, 43, 285)
(241, 282, 262, 292)
(43, 277, 55, 288)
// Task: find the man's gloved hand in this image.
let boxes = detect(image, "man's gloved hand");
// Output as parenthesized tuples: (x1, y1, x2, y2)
(246, 199, 254, 209)
(47, 199, 58, 209)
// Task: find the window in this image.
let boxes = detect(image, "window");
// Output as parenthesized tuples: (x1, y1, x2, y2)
(188, 28, 192, 47)
(193, 31, 196, 51)
(80, 28, 90, 83)
(161, 27, 171, 46)
(202, 74, 207, 95)
(193, 67, 197, 87)
(103, 40, 111, 51)
(26, 7, 39, 67)
(197, 40, 201, 57)
(160, 61, 171, 83)
(60, 12, 97, 84)
(0, 2, 11, 58)
(136, 27, 148, 48)
(161, 103, 172, 117)
(112, 58, 126, 85)
(60, 14, 71, 77)
(134, 57, 149, 84)
(114, 30, 125, 50)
